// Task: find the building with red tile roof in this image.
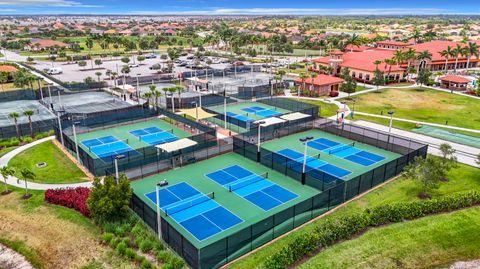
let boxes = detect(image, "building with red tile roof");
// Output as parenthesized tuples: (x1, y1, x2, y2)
(24, 39, 69, 51)
(438, 75, 472, 91)
(295, 74, 344, 96)
(0, 65, 18, 73)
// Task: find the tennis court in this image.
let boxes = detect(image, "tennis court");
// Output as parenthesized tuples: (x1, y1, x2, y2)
(241, 106, 282, 118)
(210, 102, 290, 122)
(412, 125, 480, 148)
(131, 152, 318, 248)
(81, 135, 138, 161)
(307, 138, 386, 167)
(74, 118, 191, 160)
(130, 126, 178, 145)
(206, 165, 298, 211)
(261, 129, 401, 181)
(144, 182, 243, 241)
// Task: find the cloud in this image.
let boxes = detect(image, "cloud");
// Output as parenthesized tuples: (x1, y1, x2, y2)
(132, 7, 455, 15)
(0, 0, 100, 8)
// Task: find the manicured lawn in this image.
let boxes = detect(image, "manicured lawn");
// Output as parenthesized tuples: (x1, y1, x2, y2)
(0, 146, 18, 158)
(299, 207, 480, 269)
(8, 140, 88, 184)
(228, 163, 480, 269)
(290, 98, 339, 117)
(342, 87, 480, 130)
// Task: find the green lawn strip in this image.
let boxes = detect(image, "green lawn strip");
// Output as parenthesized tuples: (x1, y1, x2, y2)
(288, 98, 339, 117)
(228, 163, 480, 269)
(0, 237, 45, 269)
(8, 140, 88, 184)
(341, 87, 480, 130)
(298, 207, 480, 269)
(0, 146, 18, 158)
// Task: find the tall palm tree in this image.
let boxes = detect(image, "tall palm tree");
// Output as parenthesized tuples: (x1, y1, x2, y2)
(23, 110, 34, 137)
(0, 166, 15, 195)
(464, 42, 479, 72)
(298, 72, 310, 99)
(0, 71, 8, 92)
(440, 45, 453, 74)
(392, 50, 405, 67)
(373, 60, 382, 70)
(309, 72, 318, 96)
(167, 87, 178, 112)
(143, 91, 153, 107)
(9, 112, 20, 137)
(453, 44, 465, 73)
(345, 33, 360, 52)
(404, 48, 417, 69)
(20, 168, 35, 199)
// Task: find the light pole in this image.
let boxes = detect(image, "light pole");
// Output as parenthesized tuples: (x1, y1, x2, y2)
(47, 83, 53, 111)
(223, 89, 227, 129)
(72, 121, 81, 163)
(155, 182, 163, 240)
(299, 136, 314, 185)
(350, 99, 356, 119)
(136, 73, 141, 104)
(255, 121, 266, 162)
(56, 109, 65, 147)
(114, 154, 126, 184)
(388, 110, 395, 134)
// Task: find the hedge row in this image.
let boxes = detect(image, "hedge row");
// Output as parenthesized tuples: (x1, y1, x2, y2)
(263, 191, 480, 269)
(44, 187, 90, 217)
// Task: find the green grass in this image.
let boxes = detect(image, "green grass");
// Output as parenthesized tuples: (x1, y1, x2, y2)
(228, 162, 480, 269)
(299, 207, 480, 269)
(342, 87, 480, 130)
(0, 237, 44, 269)
(289, 98, 339, 117)
(8, 140, 88, 184)
(0, 146, 18, 158)
(355, 85, 369, 92)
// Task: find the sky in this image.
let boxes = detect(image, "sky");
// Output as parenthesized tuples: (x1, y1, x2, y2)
(0, 0, 479, 15)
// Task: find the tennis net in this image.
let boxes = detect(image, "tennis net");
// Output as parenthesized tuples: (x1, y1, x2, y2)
(164, 192, 215, 216)
(328, 142, 355, 155)
(88, 139, 129, 151)
(228, 172, 268, 192)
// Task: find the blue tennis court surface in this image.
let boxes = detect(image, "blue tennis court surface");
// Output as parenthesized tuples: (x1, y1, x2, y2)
(130, 126, 178, 145)
(206, 165, 298, 211)
(226, 112, 254, 123)
(276, 148, 352, 178)
(241, 106, 282, 118)
(307, 138, 385, 167)
(145, 182, 243, 241)
(81, 136, 138, 161)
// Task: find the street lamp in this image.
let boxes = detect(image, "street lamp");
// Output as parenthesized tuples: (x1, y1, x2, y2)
(155, 181, 164, 240)
(388, 110, 395, 134)
(72, 121, 81, 163)
(114, 154, 126, 184)
(254, 121, 266, 162)
(299, 136, 314, 185)
(350, 99, 356, 119)
(56, 109, 65, 147)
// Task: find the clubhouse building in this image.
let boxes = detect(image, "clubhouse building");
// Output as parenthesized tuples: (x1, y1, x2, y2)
(312, 40, 480, 85)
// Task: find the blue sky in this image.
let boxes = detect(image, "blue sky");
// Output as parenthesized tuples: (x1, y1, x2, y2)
(0, 0, 479, 15)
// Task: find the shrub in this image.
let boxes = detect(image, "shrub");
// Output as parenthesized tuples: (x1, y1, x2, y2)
(44, 187, 90, 217)
(139, 239, 153, 253)
(141, 258, 152, 269)
(156, 250, 171, 263)
(168, 256, 185, 269)
(263, 191, 480, 269)
(152, 240, 164, 253)
(134, 254, 145, 263)
(87, 176, 132, 222)
(114, 224, 129, 237)
(116, 241, 127, 255)
(109, 237, 119, 248)
(131, 222, 148, 238)
(125, 248, 136, 259)
(101, 232, 114, 243)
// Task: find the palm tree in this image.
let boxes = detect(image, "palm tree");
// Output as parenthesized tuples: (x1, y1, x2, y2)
(416, 50, 432, 73)
(167, 87, 178, 111)
(309, 72, 318, 96)
(95, 71, 102, 83)
(23, 110, 34, 137)
(9, 112, 20, 137)
(143, 91, 153, 107)
(174, 85, 185, 109)
(453, 44, 465, 73)
(0, 166, 15, 195)
(373, 60, 382, 70)
(383, 59, 396, 83)
(440, 45, 453, 74)
(345, 33, 360, 52)
(0, 71, 8, 92)
(19, 168, 35, 199)
(298, 72, 310, 99)
(404, 48, 417, 69)
(464, 42, 479, 72)
(392, 50, 405, 67)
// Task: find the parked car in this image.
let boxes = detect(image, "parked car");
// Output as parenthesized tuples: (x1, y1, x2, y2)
(47, 67, 63, 75)
(145, 54, 157, 59)
(128, 64, 139, 68)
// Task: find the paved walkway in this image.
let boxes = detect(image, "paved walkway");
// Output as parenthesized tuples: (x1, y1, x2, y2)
(351, 120, 480, 168)
(0, 136, 94, 190)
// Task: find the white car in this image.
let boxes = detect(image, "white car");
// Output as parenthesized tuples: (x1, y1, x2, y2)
(128, 64, 139, 68)
(47, 67, 63, 75)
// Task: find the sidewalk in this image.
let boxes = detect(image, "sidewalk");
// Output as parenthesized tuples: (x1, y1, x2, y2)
(351, 120, 479, 168)
(0, 136, 94, 190)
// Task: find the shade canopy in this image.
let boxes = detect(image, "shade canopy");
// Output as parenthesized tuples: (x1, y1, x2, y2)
(155, 138, 198, 153)
(253, 117, 286, 126)
(179, 108, 217, 120)
(280, 112, 312, 121)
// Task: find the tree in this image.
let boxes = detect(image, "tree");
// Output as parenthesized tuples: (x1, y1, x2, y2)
(298, 72, 310, 98)
(78, 60, 87, 68)
(452, 44, 465, 73)
(19, 168, 35, 199)
(94, 59, 103, 67)
(417, 68, 432, 86)
(95, 71, 102, 83)
(137, 55, 145, 65)
(0, 71, 8, 92)
(440, 45, 453, 74)
(120, 57, 130, 65)
(0, 166, 15, 195)
(438, 143, 457, 179)
(404, 48, 416, 70)
(9, 112, 20, 137)
(339, 67, 357, 97)
(23, 110, 34, 137)
(373, 69, 385, 91)
(87, 175, 132, 223)
(464, 42, 479, 72)
(404, 156, 444, 199)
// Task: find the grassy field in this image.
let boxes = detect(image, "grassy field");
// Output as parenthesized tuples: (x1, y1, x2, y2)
(228, 162, 480, 269)
(290, 98, 339, 117)
(0, 186, 138, 269)
(343, 87, 480, 130)
(8, 140, 88, 184)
